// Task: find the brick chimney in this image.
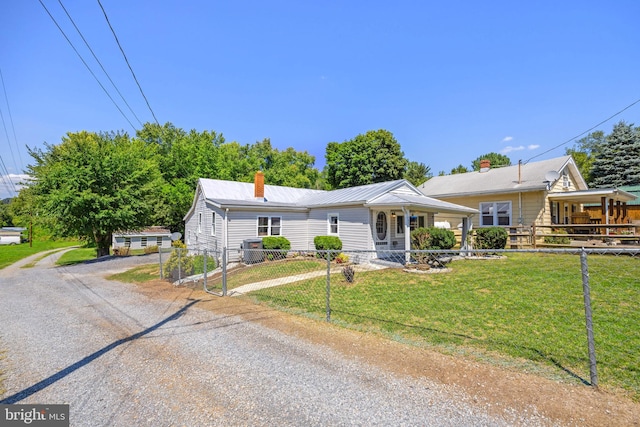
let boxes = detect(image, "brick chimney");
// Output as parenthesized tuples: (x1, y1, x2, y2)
(480, 159, 490, 172)
(254, 171, 265, 199)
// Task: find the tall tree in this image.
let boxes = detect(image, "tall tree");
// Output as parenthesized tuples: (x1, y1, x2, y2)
(450, 164, 469, 174)
(471, 153, 511, 171)
(324, 129, 408, 189)
(26, 131, 162, 257)
(404, 161, 432, 186)
(591, 121, 640, 188)
(565, 131, 605, 185)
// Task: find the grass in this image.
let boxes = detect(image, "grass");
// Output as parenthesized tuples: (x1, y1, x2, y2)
(0, 239, 82, 269)
(107, 264, 160, 283)
(241, 252, 640, 400)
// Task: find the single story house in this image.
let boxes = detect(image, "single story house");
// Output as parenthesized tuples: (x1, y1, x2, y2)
(418, 155, 636, 231)
(112, 227, 173, 250)
(183, 172, 478, 262)
(0, 227, 26, 245)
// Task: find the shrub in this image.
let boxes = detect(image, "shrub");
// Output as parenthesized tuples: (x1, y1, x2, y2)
(192, 254, 217, 274)
(262, 236, 291, 260)
(474, 227, 508, 249)
(544, 228, 571, 245)
(335, 253, 349, 264)
(144, 245, 159, 254)
(113, 247, 130, 256)
(410, 227, 456, 250)
(314, 235, 342, 260)
(163, 241, 194, 280)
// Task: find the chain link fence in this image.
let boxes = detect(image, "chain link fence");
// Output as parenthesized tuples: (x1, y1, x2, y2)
(158, 246, 639, 398)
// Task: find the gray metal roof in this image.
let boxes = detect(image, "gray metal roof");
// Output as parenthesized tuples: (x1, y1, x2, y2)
(196, 178, 477, 215)
(419, 155, 586, 198)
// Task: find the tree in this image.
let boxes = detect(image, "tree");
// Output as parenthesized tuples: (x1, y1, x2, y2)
(450, 164, 469, 174)
(591, 121, 640, 188)
(471, 153, 511, 171)
(565, 131, 605, 185)
(26, 131, 163, 257)
(0, 199, 12, 227)
(404, 161, 432, 186)
(324, 129, 408, 189)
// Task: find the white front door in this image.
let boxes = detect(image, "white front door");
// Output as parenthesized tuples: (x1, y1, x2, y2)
(373, 211, 390, 250)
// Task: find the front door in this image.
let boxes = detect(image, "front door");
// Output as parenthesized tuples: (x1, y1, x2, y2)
(373, 211, 389, 250)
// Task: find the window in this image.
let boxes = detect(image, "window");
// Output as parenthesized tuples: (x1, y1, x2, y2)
(124, 237, 131, 247)
(375, 212, 387, 240)
(141, 237, 147, 247)
(396, 215, 404, 235)
(156, 236, 163, 246)
(198, 212, 202, 233)
(562, 171, 570, 189)
(257, 216, 282, 236)
(328, 214, 339, 235)
(480, 202, 511, 226)
(211, 212, 216, 236)
(409, 215, 425, 231)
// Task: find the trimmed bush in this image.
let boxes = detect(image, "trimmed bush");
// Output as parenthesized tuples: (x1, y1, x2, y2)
(410, 227, 456, 250)
(262, 236, 291, 260)
(474, 227, 508, 249)
(314, 235, 342, 260)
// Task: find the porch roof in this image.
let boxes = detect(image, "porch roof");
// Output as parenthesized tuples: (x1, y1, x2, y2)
(547, 188, 636, 203)
(365, 193, 479, 215)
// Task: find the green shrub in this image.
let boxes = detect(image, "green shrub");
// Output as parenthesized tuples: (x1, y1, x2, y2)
(163, 241, 194, 280)
(262, 236, 291, 260)
(192, 254, 217, 274)
(474, 227, 508, 249)
(544, 228, 571, 245)
(144, 245, 159, 254)
(314, 235, 342, 260)
(410, 227, 456, 250)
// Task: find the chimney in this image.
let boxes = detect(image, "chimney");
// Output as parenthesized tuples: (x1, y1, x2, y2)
(480, 159, 490, 173)
(254, 171, 265, 199)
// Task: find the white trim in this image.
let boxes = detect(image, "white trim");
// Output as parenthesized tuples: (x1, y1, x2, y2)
(198, 212, 202, 233)
(327, 213, 339, 235)
(257, 215, 282, 237)
(479, 201, 512, 227)
(211, 212, 216, 236)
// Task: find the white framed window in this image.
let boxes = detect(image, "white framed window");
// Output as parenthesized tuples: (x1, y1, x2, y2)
(124, 237, 131, 247)
(156, 236, 163, 246)
(409, 215, 424, 231)
(211, 212, 216, 236)
(396, 215, 404, 235)
(562, 171, 570, 189)
(480, 201, 511, 226)
(198, 212, 202, 233)
(257, 216, 282, 236)
(328, 213, 339, 235)
(141, 237, 147, 247)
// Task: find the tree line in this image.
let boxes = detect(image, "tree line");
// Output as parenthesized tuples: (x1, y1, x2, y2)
(2, 120, 638, 257)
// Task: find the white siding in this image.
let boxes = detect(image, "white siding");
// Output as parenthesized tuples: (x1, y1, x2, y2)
(308, 207, 371, 251)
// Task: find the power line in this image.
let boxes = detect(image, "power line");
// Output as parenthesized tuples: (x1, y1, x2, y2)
(37, 0, 137, 132)
(97, 0, 160, 125)
(0, 154, 18, 197)
(524, 97, 640, 164)
(0, 68, 24, 170)
(57, 0, 143, 127)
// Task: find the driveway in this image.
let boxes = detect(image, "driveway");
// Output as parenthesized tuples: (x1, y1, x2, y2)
(0, 251, 577, 425)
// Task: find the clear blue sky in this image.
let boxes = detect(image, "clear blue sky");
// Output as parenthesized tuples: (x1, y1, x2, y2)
(1, 0, 639, 199)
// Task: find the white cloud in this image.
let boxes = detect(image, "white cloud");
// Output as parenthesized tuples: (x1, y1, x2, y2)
(0, 174, 30, 199)
(528, 144, 540, 150)
(502, 136, 513, 142)
(500, 145, 525, 154)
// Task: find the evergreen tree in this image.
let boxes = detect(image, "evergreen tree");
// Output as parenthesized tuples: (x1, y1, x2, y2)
(591, 121, 640, 188)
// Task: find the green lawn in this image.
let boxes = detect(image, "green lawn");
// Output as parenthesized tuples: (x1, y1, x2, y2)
(242, 252, 640, 400)
(0, 239, 82, 269)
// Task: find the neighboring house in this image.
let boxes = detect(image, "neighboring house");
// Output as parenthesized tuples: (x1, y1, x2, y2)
(112, 227, 173, 250)
(418, 155, 636, 230)
(183, 172, 478, 261)
(0, 227, 26, 245)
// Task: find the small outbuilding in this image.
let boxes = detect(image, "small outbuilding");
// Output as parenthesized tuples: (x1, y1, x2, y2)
(112, 227, 173, 251)
(0, 227, 26, 245)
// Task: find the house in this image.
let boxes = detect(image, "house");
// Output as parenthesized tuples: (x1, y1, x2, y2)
(0, 227, 26, 245)
(183, 172, 478, 262)
(584, 185, 640, 226)
(112, 227, 173, 251)
(418, 155, 636, 232)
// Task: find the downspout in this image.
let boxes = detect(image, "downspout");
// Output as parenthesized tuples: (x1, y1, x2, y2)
(402, 207, 410, 264)
(224, 208, 229, 251)
(518, 192, 523, 225)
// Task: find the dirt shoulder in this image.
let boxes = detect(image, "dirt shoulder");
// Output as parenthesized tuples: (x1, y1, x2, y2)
(135, 279, 640, 427)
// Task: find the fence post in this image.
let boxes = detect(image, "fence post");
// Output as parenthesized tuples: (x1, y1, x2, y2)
(326, 250, 331, 322)
(203, 248, 207, 292)
(222, 247, 227, 296)
(158, 247, 163, 279)
(581, 249, 598, 388)
(178, 248, 182, 282)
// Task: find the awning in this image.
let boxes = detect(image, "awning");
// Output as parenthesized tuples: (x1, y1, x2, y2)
(547, 188, 636, 203)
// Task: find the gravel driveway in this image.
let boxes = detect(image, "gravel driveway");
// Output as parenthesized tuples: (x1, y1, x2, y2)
(0, 251, 551, 426)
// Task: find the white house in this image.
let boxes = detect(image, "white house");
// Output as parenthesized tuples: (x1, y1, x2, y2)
(112, 227, 173, 250)
(0, 227, 25, 245)
(183, 172, 478, 262)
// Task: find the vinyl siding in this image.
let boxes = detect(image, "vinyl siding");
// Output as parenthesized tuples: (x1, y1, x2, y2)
(308, 207, 372, 251)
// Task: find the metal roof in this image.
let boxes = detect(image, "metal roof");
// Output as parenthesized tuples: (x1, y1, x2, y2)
(195, 178, 477, 215)
(419, 156, 586, 197)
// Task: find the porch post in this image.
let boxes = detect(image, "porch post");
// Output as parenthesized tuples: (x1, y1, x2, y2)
(402, 207, 410, 264)
(460, 216, 470, 252)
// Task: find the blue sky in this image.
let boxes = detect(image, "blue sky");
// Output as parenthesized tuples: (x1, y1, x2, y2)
(1, 0, 639, 198)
